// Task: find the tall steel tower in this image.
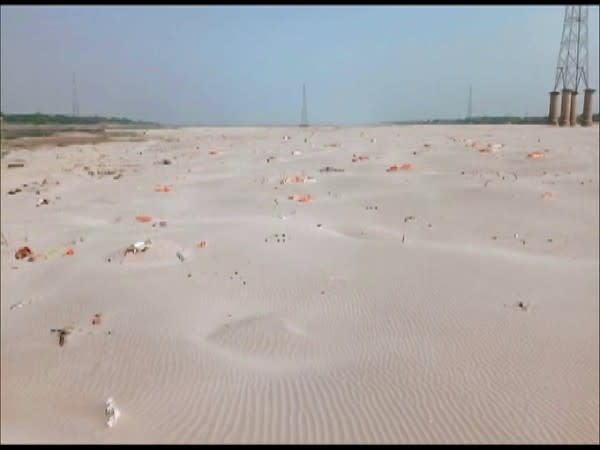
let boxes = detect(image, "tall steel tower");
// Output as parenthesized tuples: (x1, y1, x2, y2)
(554, 6, 589, 92)
(72, 72, 79, 117)
(548, 5, 595, 127)
(300, 83, 308, 127)
(467, 84, 472, 121)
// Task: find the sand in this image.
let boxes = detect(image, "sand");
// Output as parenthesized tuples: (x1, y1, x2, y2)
(1, 124, 598, 444)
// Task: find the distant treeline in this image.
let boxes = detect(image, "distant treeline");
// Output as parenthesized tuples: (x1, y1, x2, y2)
(0, 112, 158, 126)
(391, 114, 600, 126)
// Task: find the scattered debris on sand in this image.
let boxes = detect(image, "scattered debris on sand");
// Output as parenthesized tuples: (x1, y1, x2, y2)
(387, 163, 413, 172)
(97, 169, 117, 177)
(135, 215, 153, 223)
(528, 151, 545, 160)
(51, 326, 74, 347)
(124, 240, 152, 256)
(288, 194, 315, 203)
(15, 246, 33, 260)
(92, 313, 103, 325)
(10, 300, 31, 311)
(105, 397, 121, 428)
(517, 301, 528, 311)
(265, 233, 288, 244)
(152, 220, 168, 228)
(298, 194, 314, 203)
(283, 174, 307, 184)
(320, 166, 344, 173)
(352, 154, 369, 163)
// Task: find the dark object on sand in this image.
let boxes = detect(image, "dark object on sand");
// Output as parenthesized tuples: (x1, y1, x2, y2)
(517, 301, 528, 311)
(162, 159, 172, 165)
(8, 188, 22, 195)
(124, 240, 152, 256)
(51, 327, 73, 347)
(152, 220, 168, 228)
(7, 162, 25, 169)
(15, 246, 33, 260)
(320, 166, 344, 173)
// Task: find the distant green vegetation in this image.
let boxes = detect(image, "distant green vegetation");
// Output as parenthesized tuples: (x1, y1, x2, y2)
(390, 114, 599, 126)
(439, 116, 549, 125)
(0, 112, 158, 126)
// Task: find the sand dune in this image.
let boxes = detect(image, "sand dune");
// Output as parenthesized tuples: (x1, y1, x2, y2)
(1, 125, 598, 444)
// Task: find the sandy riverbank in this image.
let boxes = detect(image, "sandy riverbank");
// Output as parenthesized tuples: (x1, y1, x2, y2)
(1, 124, 598, 444)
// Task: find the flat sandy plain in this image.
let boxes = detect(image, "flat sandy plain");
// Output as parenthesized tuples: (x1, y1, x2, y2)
(1, 124, 598, 444)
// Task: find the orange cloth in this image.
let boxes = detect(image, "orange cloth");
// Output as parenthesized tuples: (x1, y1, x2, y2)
(136, 215, 152, 223)
(528, 151, 545, 160)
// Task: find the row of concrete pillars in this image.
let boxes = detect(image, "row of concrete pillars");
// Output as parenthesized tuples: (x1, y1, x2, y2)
(548, 88, 596, 127)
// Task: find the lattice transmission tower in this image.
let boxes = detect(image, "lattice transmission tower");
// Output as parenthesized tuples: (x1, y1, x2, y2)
(548, 5, 595, 127)
(72, 72, 80, 117)
(300, 83, 308, 127)
(467, 84, 472, 121)
(554, 5, 589, 92)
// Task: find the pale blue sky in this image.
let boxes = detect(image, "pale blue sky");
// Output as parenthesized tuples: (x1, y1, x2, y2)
(1, 5, 598, 125)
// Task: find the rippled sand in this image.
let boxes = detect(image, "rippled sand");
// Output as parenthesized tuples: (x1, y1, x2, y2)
(1, 124, 598, 444)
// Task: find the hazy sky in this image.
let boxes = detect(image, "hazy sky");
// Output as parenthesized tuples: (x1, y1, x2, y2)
(1, 5, 599, 125)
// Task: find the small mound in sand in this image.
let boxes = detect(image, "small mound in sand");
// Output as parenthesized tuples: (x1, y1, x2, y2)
(205, 315, 318, 364)
(105, 239, 190, 266)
